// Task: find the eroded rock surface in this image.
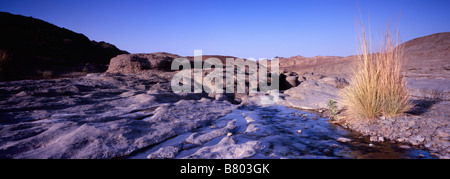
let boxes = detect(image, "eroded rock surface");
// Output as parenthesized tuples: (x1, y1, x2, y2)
(0, 73, 236, 158)
(337, 100, 450, 159)
(130, 105, 433, 159)
(283, 75, 348, 111)
(106, 52, 180, 74)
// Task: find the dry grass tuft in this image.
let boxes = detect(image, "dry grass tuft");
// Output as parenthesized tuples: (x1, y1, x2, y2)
(341, 22, 412, 119)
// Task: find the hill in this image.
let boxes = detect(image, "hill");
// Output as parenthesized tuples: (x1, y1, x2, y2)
(278, 32, 450, 79)
(0, 12, 128, 80)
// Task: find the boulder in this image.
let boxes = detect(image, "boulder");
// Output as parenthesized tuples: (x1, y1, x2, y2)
(280, 73, 300, 90)
(319, 76, 349, 89)
(283, 78, 343, 111)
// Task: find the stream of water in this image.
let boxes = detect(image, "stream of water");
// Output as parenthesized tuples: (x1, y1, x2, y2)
(129, 105, 434, 159)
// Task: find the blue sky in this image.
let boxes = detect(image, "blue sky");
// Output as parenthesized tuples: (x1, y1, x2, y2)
(1, 0, 449, 58)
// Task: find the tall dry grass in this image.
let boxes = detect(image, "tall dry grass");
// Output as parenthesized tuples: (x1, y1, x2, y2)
(341, 23, 412, 119)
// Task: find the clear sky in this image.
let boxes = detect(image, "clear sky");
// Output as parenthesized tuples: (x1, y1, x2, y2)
(0, 0, 449, 58)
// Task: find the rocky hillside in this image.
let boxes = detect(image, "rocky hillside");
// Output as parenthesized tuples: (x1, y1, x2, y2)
(279, 32, 450, 79)
(0, 12, 128, 81)
(402, 32, 450, 79)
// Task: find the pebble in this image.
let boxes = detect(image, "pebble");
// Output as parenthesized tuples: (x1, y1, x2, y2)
(337, 137, 352, 143)
(407, 120, 416, 127)
(399, 145, 411, 149)
(227, 133, 233, 137)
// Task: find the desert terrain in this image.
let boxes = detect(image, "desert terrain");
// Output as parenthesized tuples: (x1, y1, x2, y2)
(0, 12, 448, 159)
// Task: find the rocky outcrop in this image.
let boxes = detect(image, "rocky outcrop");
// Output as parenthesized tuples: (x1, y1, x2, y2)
(0, 73, 236, 159)
(283, 74, 348, 111)
(0, 12, 128, 81)
(106, 52, 180, 74)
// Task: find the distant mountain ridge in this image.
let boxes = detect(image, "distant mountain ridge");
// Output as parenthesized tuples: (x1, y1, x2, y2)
(278, 32, 450, 79)
(0, 12, 128, 80)
(1, 11, 448, 81)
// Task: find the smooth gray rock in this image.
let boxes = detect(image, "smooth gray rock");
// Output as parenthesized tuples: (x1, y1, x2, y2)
(183, 136, 263, 159)
(0, 73, 236, 159)
(284, 80, 342, 111)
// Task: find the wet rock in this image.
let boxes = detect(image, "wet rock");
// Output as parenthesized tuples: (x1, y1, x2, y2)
(284, 80, 342, 111)
(339, 109, 450, 158)
(15, 91, 27, 97)
(183, 136, 263, 159)
(330, 144, 340, 149)
(370, 136, 384, 142)
(185, 120, 237, 145)
(245, 116, 255, 123)
(323, 149, 332, 155)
